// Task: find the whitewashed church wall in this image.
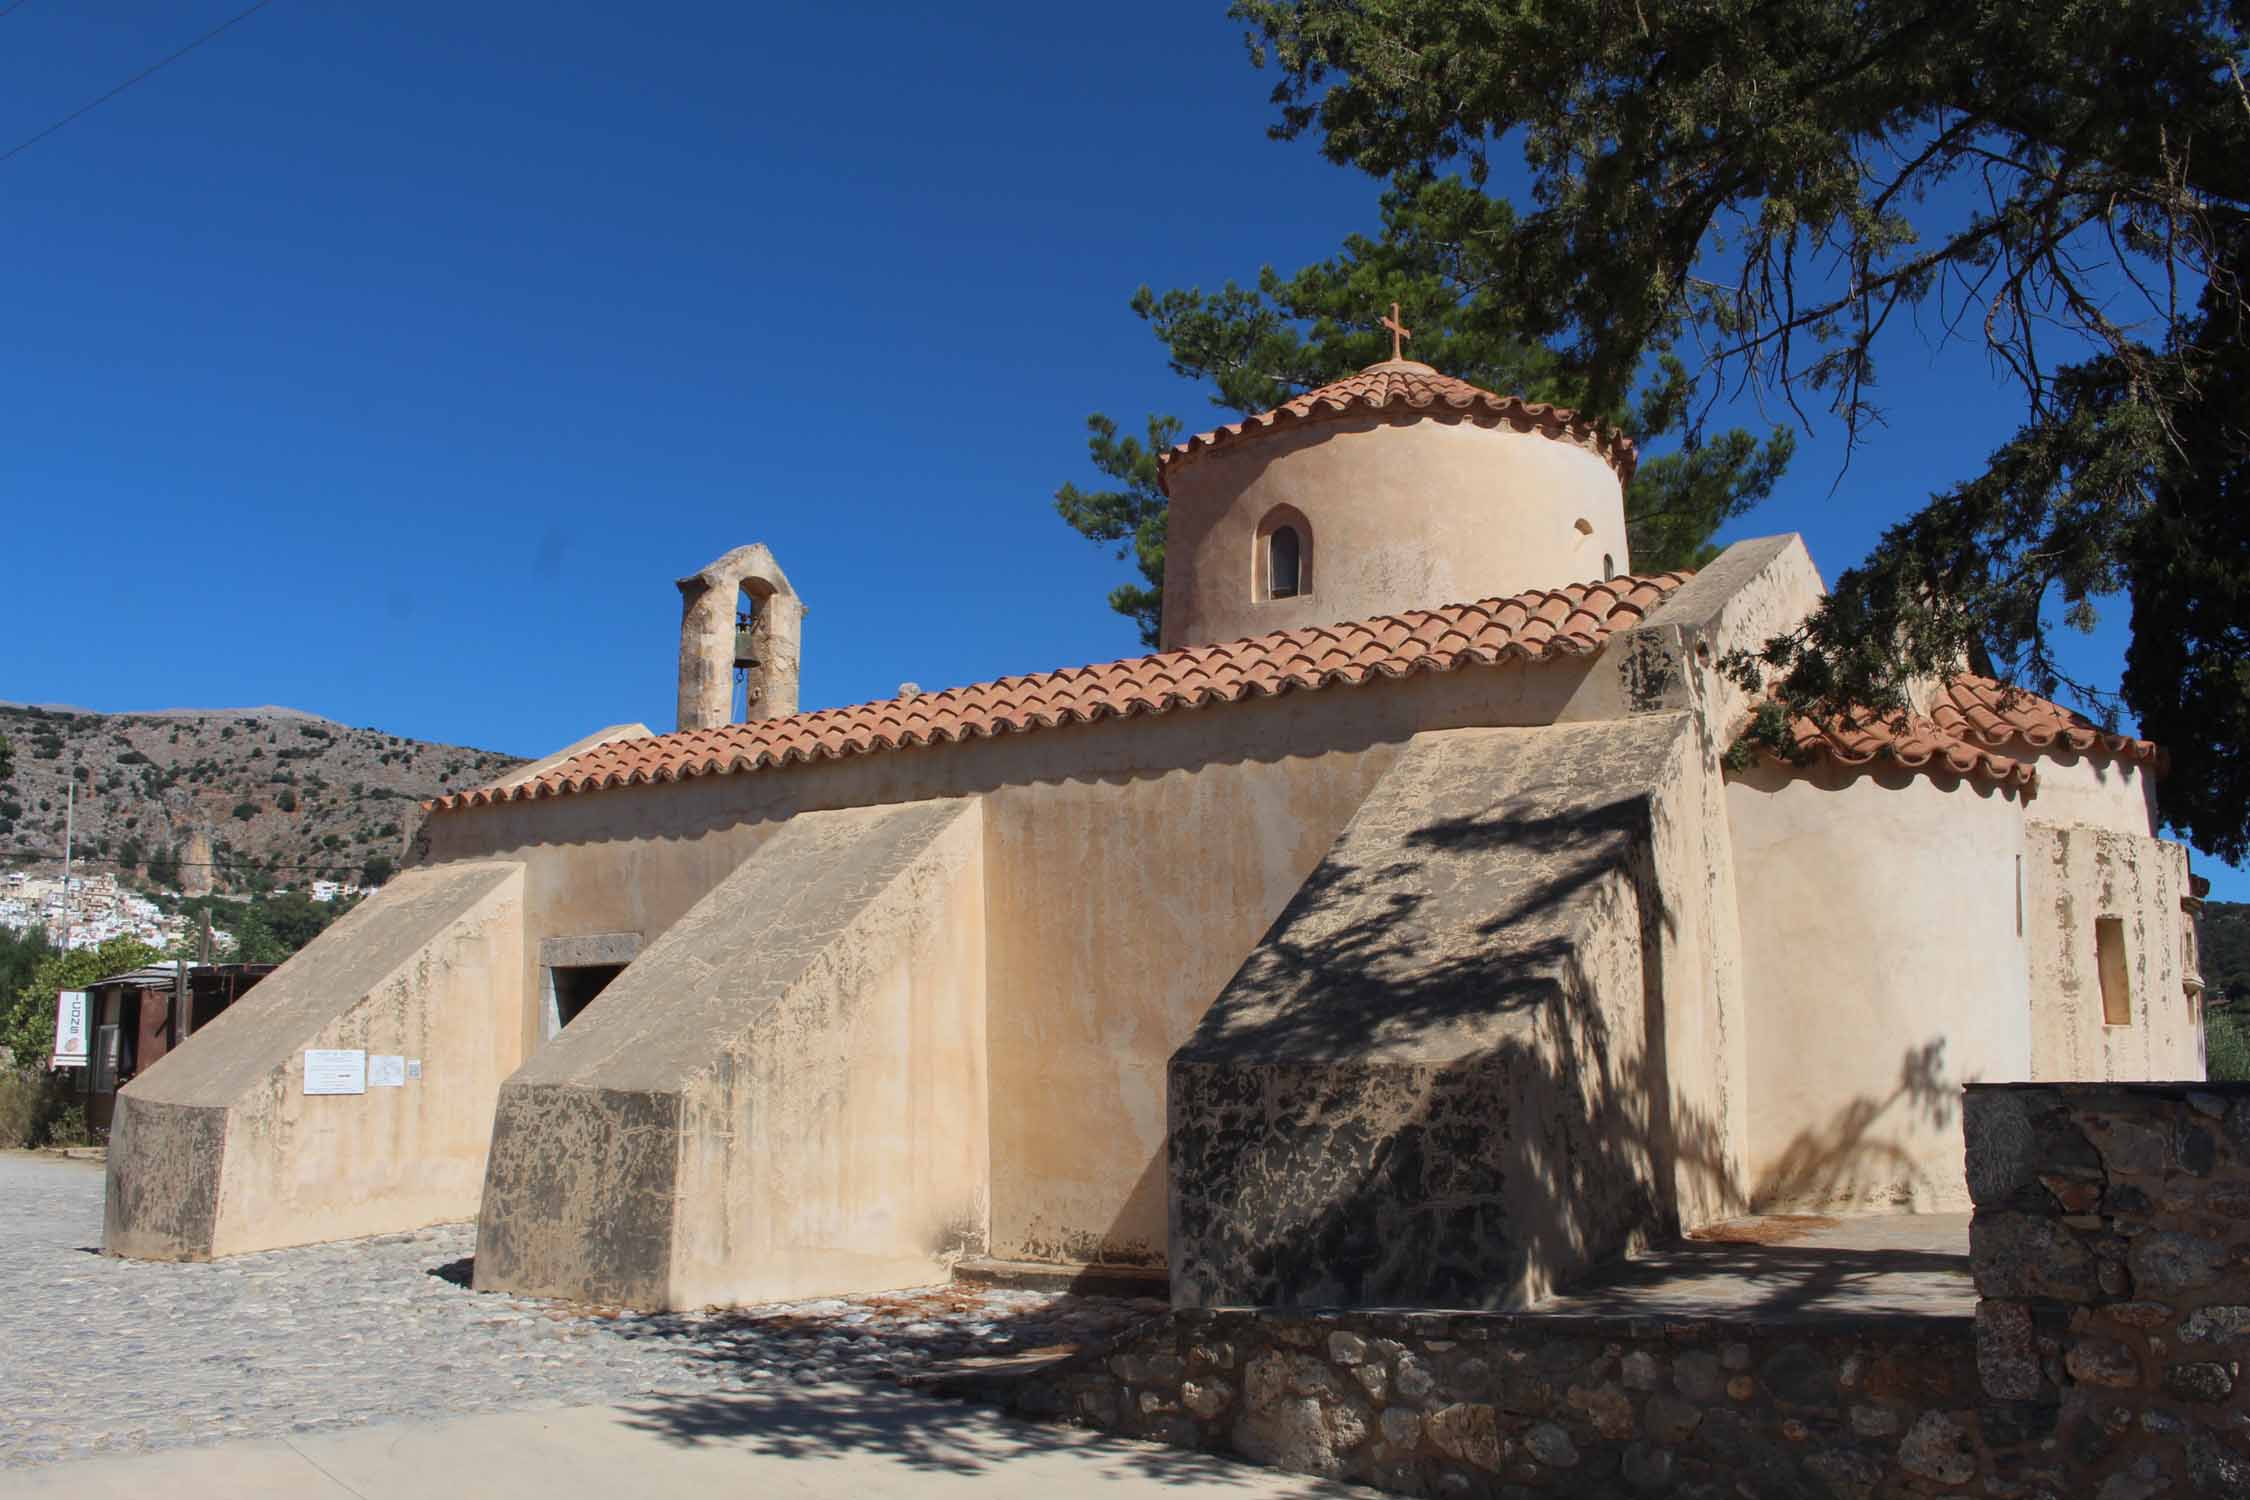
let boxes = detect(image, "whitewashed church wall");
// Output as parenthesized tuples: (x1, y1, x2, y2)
(422, 662, 1605, 1267)
(426, 663, 1585, 1014)
(1725, 765, 2033, 1213)
(2003, 748, 2163, 838)
(2024, 821, 2201, 1084)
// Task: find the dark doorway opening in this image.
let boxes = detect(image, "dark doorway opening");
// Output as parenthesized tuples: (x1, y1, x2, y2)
(551, 963, 625, 1029)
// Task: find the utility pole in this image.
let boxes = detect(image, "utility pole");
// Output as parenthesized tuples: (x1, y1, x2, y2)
(58, 756, 75, 951)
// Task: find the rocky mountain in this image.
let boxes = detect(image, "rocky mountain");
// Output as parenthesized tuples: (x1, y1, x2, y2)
(0, 704, 524, 894)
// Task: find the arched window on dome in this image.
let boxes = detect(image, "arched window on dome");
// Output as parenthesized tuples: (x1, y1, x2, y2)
(1255, 505, 1313, 603)
(1269, 527, 1302, 598)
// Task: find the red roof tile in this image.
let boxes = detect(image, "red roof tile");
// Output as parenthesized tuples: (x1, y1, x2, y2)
(1156, 360, 1638, 495)
(1933, 674, 2165, 769)
(1745, 672, 2168, 795)
(428, 572, 1691, 813)
(1773, 705, 2041, 794)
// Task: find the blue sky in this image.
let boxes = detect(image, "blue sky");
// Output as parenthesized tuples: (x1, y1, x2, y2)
(1, 2, 2238, 898)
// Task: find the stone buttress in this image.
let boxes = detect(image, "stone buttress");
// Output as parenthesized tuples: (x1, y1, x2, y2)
(1169, 717, 1743, 1308)
(472, 797, 987, 1309)
(104, 861, 528, 1259)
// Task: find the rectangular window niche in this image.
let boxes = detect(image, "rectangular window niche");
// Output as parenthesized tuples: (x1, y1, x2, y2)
(538, 931, 643, 1040)
(2096, 916, 2132, 1027)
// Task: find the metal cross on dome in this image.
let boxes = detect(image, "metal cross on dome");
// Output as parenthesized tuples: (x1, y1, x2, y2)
(1380, 301, 1412, 361)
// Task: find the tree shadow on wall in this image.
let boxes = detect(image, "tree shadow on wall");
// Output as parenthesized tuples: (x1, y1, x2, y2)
(1169, 787, 1730, 1308)
(1168, 784, 1968, 1311)
(1746, 1038, 1963, 1212)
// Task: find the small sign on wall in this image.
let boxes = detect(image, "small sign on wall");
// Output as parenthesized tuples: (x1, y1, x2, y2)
(304, 1049, 367, 1095)
(368, 1055, 406, 1088)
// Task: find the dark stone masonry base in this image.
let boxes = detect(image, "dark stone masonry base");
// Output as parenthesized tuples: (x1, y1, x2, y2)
(953, 1308, 1988, 1498)
(932, 1082, 2250, 1498)
(1963, 1082, 2250, 1499)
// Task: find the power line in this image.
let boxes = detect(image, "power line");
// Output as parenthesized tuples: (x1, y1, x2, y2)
(12, 855, 387, 876)
(0, 0, 276, 168)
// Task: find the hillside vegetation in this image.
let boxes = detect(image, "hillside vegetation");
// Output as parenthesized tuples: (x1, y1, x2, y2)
(2205, 899, 2250, 1081)
(0, 705, 523, 894)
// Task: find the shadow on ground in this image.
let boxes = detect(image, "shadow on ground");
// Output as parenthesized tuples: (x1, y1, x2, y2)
(1543, 1221, 1974, 1319)
(420, 1257, 1235, 1482)
(607, 1383, 1372, 1491)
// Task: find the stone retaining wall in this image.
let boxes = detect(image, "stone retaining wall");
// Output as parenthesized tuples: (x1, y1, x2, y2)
(971, 1308, 1987, 1496)
(947, 1081, 2250, 1496)
(1965, 1081, 2250, 1498)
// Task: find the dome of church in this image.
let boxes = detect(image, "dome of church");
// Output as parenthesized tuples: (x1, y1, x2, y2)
(1156, 352, 1640, 651)
(1156, 359, 1637, 496)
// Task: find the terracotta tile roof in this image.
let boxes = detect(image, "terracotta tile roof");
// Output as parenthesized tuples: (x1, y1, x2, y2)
(1933, 673, 2165, 769)
(428, 572, 1691, 813)
(1772, 705, 2041, 795)
(1156, 359, 1639, 494)
(1746, 673, 2168, 795)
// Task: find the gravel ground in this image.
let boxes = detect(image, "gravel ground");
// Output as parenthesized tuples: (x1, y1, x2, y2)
(0, 1153, 1162, 1470)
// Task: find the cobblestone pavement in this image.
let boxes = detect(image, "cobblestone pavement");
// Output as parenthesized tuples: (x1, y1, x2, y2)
(0, 1154, 1164, 1471)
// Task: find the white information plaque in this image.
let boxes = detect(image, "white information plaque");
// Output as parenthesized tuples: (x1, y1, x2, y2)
(368, 1054, 406, 1088)
(304, 1049, 367, 1096)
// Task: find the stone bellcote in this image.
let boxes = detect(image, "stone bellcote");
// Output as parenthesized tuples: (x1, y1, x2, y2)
(676, 543, 803, 731)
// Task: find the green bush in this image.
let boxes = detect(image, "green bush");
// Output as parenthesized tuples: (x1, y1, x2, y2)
(0, 1067, 41, 1147)
(0, 1067, 85, 1150)
(2208, 1006, 2250, 1082)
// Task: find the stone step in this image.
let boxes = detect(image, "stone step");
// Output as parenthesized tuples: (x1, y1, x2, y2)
(950, 1257, 1169, 1299)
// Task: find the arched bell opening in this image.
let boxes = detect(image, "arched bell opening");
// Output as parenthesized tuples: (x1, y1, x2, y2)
(676, 545, 804, 731)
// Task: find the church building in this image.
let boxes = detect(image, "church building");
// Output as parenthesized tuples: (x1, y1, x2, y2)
(101, 340, 2205, 1313)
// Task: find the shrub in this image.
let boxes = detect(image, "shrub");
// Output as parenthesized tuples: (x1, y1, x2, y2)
(0, 1067, 44, 1149)
(0, 1068, 84, 1149)
(2209, 1007, 2250, 1082)
(231, 802, 258, 821)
